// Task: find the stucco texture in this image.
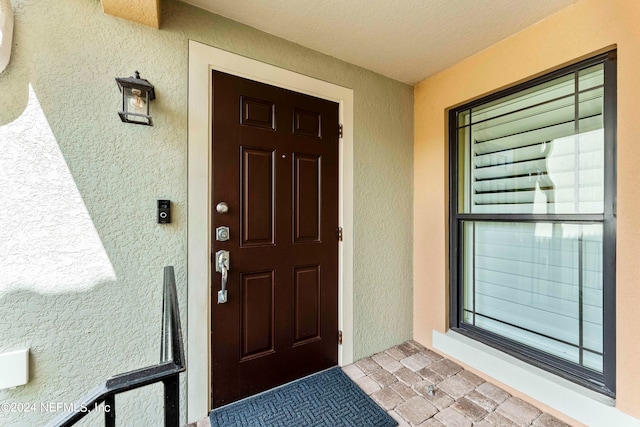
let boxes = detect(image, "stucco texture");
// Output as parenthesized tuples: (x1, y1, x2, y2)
(0, 0, 413, 425)
(414, 0, 640, 422)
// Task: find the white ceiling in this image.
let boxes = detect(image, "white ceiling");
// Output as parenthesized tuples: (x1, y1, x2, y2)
(182, 0, 577, 85)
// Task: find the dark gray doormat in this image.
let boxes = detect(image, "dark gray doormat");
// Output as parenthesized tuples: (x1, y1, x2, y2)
(209, 367, 397, 426)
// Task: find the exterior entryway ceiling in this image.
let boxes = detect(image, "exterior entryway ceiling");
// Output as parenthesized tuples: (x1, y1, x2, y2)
(180, 0, 576, 84)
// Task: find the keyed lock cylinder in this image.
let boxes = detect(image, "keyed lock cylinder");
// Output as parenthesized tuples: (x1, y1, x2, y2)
(216, 226, 230, 241)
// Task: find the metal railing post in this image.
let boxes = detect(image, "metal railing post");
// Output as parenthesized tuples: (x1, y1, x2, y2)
(163, 375, 180, 426)
(104, 395, 116, 427)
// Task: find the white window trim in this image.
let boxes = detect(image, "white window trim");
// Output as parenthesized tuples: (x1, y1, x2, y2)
(187, 40, 354, 422)
(433, 330, 640, 427)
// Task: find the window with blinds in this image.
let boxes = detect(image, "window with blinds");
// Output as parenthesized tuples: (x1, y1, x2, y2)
(449, 52, 616, 396)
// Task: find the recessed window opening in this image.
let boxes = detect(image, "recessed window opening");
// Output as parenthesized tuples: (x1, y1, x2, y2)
(449, 51, 616, 396)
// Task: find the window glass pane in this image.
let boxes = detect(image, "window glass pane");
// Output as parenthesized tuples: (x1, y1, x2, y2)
(458, 109, 470, 127)
(461, 76, 604, 214)
(458, 127, 471, 213)
(579, 64, 604, 91)
(463, 222, 475, 319)
(583, 350, 603, 372)
(472, 94, 575, 144)
(471, 73, 574, 124)
(462, 221, 603, 373)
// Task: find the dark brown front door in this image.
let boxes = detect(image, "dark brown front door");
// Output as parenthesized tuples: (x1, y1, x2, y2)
(210, 71, 339, 408)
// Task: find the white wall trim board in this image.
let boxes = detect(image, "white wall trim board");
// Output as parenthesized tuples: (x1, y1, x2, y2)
(187, 40, 355, 423)
(432, 330, 640, 427)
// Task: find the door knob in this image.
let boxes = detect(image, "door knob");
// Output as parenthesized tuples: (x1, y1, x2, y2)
(216, 202, 229, 214)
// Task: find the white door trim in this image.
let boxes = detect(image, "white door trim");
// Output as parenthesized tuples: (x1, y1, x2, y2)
(187, 40, 354, 422)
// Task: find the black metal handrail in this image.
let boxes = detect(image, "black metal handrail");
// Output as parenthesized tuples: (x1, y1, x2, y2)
(46, 266, 186, 427)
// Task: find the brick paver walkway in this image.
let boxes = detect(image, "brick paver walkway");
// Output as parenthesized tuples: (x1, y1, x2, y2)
(344, 340, 572, 427)
(188, 340, 573, 426)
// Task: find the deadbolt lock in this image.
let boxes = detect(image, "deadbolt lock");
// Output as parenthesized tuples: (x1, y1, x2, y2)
(216, 226, 230, 242)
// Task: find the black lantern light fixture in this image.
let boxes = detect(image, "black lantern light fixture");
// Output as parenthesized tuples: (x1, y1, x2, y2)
(115, 71, 155, 126)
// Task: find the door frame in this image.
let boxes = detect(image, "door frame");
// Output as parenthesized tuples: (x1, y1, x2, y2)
(187, 40, 354, 422)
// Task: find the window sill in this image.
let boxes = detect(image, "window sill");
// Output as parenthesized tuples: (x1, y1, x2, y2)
(432, 330, 639, 427)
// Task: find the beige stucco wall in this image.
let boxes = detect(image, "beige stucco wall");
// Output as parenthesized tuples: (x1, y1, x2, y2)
(414, 0, 640, 421)
(0, 0, 413, 425)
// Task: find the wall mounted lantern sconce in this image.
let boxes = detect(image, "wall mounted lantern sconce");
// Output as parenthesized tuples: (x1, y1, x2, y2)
(115, 71, 155, 126)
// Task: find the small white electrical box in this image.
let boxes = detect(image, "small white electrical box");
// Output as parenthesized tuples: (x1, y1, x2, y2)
(0, 349, 29, 390)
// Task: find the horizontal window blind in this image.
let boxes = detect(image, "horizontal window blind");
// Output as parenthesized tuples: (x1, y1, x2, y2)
(458, 67, 604, 215)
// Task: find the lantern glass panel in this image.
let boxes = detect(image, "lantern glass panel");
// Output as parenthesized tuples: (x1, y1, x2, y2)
(123, 87, 149, 123)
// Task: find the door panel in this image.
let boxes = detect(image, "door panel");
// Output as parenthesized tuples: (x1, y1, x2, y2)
(293, 108, 322, 138)
(241, 97, 275, 129)
(211, 71, 339, 408)
(241, 147, 275, 246)
(240, 271, 275, 360)
(293, 265, 321, 345)
(294, 153, 321, 243)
